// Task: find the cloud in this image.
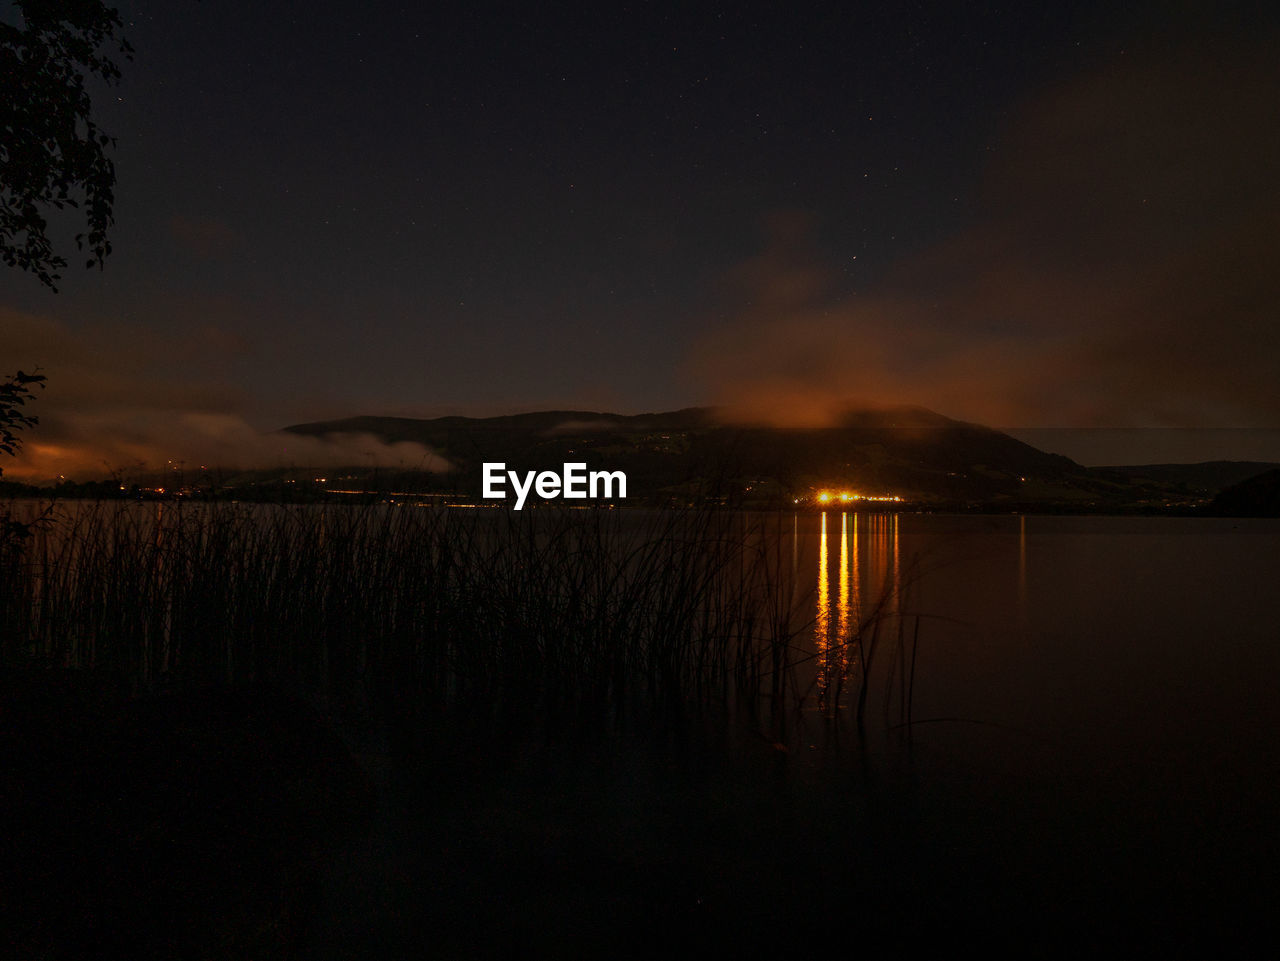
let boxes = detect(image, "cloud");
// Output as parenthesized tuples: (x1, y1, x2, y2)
(1, 308, 449, 481)
(14, 411, 449, 481)
(687, 36, 1280, 430)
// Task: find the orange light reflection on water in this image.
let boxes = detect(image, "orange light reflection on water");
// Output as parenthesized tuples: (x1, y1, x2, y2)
(816, 512, 829, 691)
(814, 511, 898, 716)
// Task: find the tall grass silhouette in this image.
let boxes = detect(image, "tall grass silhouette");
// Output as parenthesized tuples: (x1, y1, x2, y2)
(1, 499, 920, 752)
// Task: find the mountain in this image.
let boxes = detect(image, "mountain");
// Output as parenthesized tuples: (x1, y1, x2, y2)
(1094, 461, 1280, 495)
(282, 405, 1152, 508)
(1207, 469, 1280, 517)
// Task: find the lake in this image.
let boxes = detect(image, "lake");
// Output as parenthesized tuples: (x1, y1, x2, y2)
(310, 509, 1280, 957)
(792, 512, 1280, 754)
(6, 502, 1278, 955)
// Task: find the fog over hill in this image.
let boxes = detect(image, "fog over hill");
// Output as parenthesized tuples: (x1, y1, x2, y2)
(283, 405, 1136, 508)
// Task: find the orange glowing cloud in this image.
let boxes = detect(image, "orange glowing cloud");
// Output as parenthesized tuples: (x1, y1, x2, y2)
(686, 37, 1280, 432)
(1, 308, 450, 482)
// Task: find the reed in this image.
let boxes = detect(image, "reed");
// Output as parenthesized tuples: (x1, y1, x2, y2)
(0, 499, 915, 752)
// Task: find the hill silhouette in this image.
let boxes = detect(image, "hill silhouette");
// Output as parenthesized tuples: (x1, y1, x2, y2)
(1207, 468, 1280, 517)
(284, 405, 1141, 508)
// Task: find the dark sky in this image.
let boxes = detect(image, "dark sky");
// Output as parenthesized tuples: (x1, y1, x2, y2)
(4, 0, 1279, 475)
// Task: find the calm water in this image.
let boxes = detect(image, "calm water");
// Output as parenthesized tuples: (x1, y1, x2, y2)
(17, 501, 1279, 766)
(787, 512, 1280, 816)
(754, 512, 1280, 944)
(11, 502, 1278, 952)
(339, 509, 1280, 954)
(791, 512, 1280, 749)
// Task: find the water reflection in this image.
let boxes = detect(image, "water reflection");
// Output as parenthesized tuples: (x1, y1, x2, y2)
(1018, 514, 1028, 631)
(813, 511, 900, 716)
(816, 513, 829, 675)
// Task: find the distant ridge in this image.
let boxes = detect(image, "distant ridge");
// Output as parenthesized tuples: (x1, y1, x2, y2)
(1094, 461, 1280, 493)
(285, 407, 718, 438)
(1208, 469, 1280, 517)
(285, 404, 1020, 441)
(282, 405, 1111, 506)
(278, 405, 1280, 511)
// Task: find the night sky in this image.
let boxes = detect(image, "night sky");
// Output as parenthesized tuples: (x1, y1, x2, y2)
(4, 0, 1279, 476)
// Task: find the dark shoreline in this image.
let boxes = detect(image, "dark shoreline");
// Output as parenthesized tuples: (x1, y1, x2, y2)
(4, 485, 1272, 517)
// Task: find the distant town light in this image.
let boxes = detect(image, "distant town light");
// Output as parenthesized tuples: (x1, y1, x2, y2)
(810, 488, 903, 506)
